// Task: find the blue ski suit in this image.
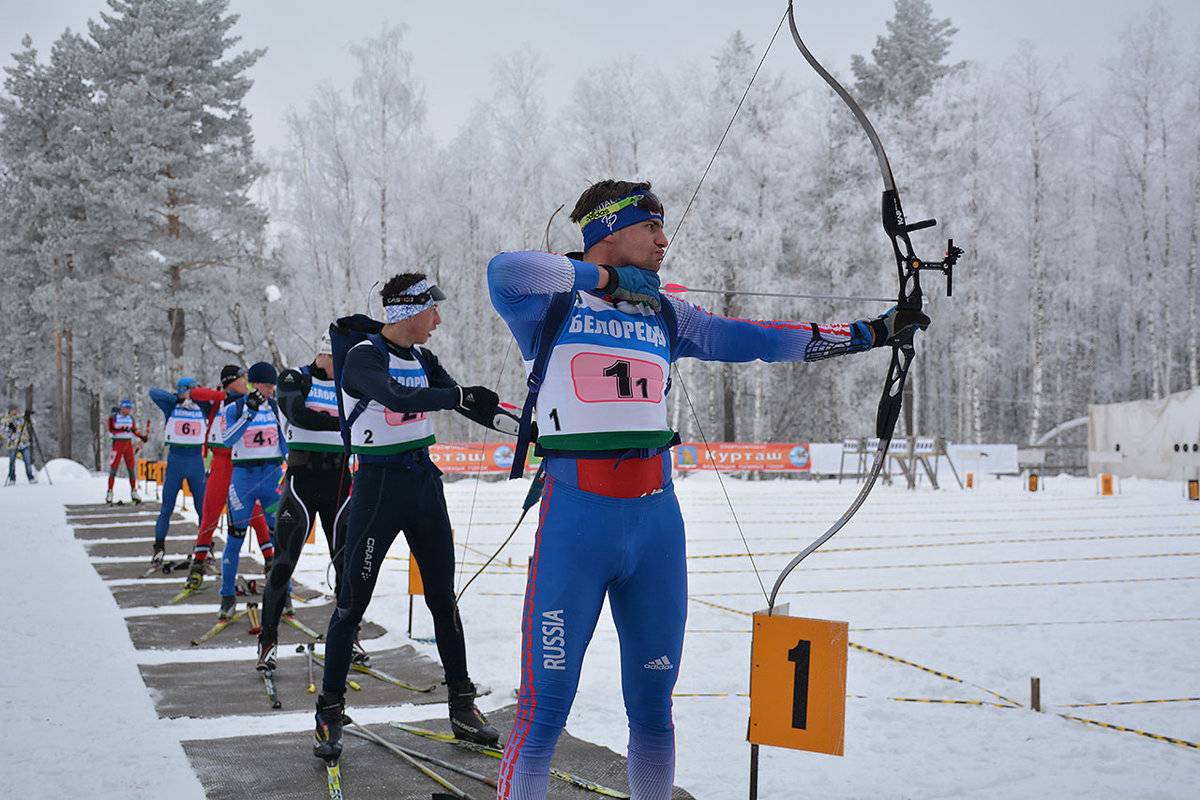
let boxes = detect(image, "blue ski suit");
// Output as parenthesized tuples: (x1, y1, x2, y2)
(487, 250, 874, 800)
(148, 388, 212, 544)
(219, 396, 287, 598)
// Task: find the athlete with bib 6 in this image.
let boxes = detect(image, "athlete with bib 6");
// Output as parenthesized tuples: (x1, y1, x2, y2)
(486, 180, 931, 799)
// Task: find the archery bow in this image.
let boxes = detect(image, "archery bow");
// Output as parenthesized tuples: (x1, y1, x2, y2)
(763, 0, 962, 611)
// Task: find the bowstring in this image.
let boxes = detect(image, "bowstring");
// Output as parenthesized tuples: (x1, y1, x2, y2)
(454, 327, 513, 594)
(663, 9, 787, 609)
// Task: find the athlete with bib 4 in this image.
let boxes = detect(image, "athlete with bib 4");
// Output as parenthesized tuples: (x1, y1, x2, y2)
(216, 361, 284, 620)
(256, 334, 354, 673)
(147, 377, 211, 564)
(486, 180, 931, 799)
(313, 274, 508, 763)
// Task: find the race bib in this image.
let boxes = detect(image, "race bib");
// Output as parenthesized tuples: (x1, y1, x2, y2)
(570, 353, 664, 403)
(174, 420, 201, 437)
(243, 428, 278, 448)
(384, 409, 428, 426)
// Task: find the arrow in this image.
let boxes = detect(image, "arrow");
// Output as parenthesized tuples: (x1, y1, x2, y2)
(662, 283, 892, 304)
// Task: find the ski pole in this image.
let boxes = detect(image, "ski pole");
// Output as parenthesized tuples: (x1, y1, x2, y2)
(344, 726, 496, 787)
(298, 643, 316, 694)
(346, 724, 479, 798)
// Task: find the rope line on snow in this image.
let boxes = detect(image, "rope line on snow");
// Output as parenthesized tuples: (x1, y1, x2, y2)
(1057, 696, 1200, 708)
(683, 575, 1200, 596)
(687, 597, 1025, 708)
(682, 531, 1200, 559)
(1057, 713, 1200, 751)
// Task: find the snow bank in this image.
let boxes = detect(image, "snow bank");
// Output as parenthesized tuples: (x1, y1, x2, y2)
(38, 458, 92, 482)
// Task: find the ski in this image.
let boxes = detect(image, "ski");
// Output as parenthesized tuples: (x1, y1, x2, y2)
(324, 759, 344, 800)
(310, 651, 425, 692)
(190, 609, 247, 646)
(167, 582, 206, 605)
(140, 558, 190, 579)
(284, 613, 324, 640)
(389, 723, 630, 799)
(346, 724, 478, 798)
(350, 662, 434, 692)
(262, 669, 282, 709)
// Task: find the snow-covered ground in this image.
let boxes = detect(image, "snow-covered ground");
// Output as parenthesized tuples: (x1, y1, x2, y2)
(2, 466, 1198, 798)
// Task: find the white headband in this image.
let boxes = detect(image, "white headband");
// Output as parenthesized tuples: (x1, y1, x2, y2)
(384, 278, 436, 322)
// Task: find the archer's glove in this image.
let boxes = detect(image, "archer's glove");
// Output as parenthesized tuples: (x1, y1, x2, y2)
(604, 266, 661, 311)
(457, 385, 499, 417)
(868, 306, 931, 347)
(245, 389, 266, 411)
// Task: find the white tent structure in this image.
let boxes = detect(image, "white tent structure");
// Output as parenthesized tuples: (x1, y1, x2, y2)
(1088, 386, 1200, 480)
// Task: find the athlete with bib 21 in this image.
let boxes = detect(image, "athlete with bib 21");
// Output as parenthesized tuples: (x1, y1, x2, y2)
(486, 180, 931, 799)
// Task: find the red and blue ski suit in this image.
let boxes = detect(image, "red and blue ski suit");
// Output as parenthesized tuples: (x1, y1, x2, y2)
(487, 250, 870, 800)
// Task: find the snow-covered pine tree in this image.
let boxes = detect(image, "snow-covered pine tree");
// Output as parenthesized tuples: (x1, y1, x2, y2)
(81, 0, 267, 379)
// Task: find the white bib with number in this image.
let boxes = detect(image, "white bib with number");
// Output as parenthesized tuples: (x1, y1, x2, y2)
(285, 373, 343, 451)
(531, 293, 671, 445)
(231, 404, 285, 462)
(342, 341, 436, 455)
(164, 402, 206, 446)
(112, 413, 135, 441)
(207, 400, 229, 448)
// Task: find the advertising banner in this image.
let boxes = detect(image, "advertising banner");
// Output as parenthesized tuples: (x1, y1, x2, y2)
(673, 442, 811, 472)
(429, 442, 520, 474)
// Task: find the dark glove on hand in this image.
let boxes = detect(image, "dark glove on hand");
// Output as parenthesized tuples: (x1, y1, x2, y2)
(245, 389, 266, 411)
(457, 385, 499, 416)
(868, 306, 932, 347)
(604, 266, 662, 311)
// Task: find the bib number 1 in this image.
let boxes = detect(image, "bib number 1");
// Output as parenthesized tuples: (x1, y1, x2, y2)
(570, 352, 663, 403)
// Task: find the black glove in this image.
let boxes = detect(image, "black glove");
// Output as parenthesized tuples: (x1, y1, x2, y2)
(868, 305, 932, 347)
(457, 385, 499, 416)
(245, 389, 266, 411)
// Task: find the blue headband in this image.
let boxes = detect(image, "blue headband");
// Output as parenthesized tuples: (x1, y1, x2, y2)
(579, 194, 664, 251)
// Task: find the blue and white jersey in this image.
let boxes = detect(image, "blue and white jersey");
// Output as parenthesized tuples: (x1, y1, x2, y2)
(533, 292, 671, 450)
(341, 341, 436, 455)
(284, 372, 343, 452)
(164, 402, 206, 446)
(225, 402, 286, 463)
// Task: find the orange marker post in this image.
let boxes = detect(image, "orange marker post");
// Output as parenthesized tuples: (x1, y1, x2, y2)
(407, 552, 424, 638)
(749, 610, 848, 756)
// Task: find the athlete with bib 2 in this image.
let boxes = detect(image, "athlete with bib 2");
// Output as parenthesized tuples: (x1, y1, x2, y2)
(486, 180, 931, 799)
(147, 377, 211, 563)
(313, 274, 506, 763)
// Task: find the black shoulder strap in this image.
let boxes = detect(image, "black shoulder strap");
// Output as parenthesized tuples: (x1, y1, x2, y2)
(510, 291, 577, 479)
(657, 296, 680, 397)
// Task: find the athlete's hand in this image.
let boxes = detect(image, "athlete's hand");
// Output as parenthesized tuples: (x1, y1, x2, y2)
(245, 389, 266, 411)
(457, 385, 499, 417)
(868, 305, 931, 347)
(604, 266, 661, 311)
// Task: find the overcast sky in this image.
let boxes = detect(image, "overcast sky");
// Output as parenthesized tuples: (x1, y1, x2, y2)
(3, 1, 1198, 153)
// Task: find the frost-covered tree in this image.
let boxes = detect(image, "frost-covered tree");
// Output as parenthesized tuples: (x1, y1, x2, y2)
(850, 0, 963, 110)
(82, 0, 267, 376)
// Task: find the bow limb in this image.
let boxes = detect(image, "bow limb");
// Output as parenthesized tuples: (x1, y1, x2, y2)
(768, 1, 930, 612)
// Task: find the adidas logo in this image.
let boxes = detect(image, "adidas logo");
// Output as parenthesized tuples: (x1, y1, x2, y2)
(644, 655, 674, 671)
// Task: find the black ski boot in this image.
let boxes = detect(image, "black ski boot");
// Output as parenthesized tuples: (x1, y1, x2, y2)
(448, 679, 499, 746)
(313, 693, 347, 761)
(184, 560, 204, 591)
(351, 625, 370, 665)
(151, 540, 165, 566)
(218, 595, 236, 620)
(256, 637, 277, 672)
